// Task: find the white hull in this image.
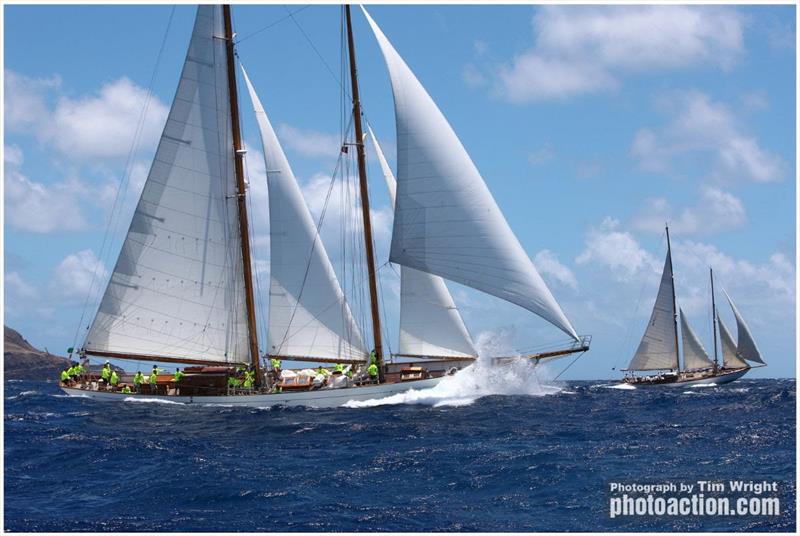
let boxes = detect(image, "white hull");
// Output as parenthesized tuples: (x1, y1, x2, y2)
(59, 376, 443, 408)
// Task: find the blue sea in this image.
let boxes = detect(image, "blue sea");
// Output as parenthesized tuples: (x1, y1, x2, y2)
(4, 377, 795, 532)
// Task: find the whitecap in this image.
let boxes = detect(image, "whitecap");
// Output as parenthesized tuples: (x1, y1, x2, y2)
(123, 397, 185, 405)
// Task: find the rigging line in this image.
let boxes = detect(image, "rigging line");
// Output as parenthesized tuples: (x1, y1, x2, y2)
(70, 5, 176, 356)
(552, 350, 588, 381)
(235, 5, 311, 44)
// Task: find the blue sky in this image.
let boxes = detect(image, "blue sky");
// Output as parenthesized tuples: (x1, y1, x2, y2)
(4, 4, 796, 379)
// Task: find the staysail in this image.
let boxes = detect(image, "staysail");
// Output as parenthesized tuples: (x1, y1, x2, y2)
(722, 289, 765, 364)
(241, 67, 368, 363)
(627, 249, 679, 371)
(717, 314, 749, 369)
(368, 127, 477, 358)
(85, 6, 250, 364)
(679, 309, 714, 370)
(362, 7, 578, 341)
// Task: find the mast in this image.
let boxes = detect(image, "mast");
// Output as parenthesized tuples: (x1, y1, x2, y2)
(223, 5, 261, 385)
(345, 5, 384, 381)
(665, 224, 680, 371)
(710, 267, 719, 368)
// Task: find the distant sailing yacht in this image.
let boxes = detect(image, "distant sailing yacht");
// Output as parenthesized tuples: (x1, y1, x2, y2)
(61, 5, 587, 407)
(622, 226, 765, 386)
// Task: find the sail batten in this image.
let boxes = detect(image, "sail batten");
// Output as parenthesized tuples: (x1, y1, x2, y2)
(368, 127, 478, 358)
(717, 314, 749, 369)
(84, 6, 250, 364)
(679, 308, 715, 370)
(362, 7, 578, 341)
(627, 249, 679, 371)
(241, 66, 368, 362)
(723, 289, 765, 364)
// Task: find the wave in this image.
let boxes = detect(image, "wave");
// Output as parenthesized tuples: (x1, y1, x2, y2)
(598, 383, 636, 390)
(123, 397, 185, 405)
(6, 390, 40, 400)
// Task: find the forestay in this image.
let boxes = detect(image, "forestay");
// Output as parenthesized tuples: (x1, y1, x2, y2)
(368, 127, 477, 358)
(679, 309, 714, 370)
(627, 250, 679, 371)
(717, 314, 749, 369)
(85, 6, 250, 364)
(722, 289, 765, 364)
(362, 7, 578, 341)
(241, 67, 368, 362)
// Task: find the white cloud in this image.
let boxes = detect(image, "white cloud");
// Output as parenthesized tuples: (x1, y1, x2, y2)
(575, 217, 659, 278)
(528, 143, 556, 166)
(4, 144, 24, 166)
(632, 187, 746, 236)
(3, 70, 61, 132)
(534, 249, 578, 290)
(277, 124, 342, 158)
(490, 6, 743, 102)
(49, 250, 108, 303)
(5, 271, 39, 300)
(631, 91, 784, 182)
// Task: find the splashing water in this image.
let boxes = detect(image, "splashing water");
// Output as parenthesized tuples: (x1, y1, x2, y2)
(344, 329, 566, 408)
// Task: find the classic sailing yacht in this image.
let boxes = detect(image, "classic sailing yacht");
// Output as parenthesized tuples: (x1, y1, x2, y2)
(622, 226, 765, 386)
(61, 5, 586, 406)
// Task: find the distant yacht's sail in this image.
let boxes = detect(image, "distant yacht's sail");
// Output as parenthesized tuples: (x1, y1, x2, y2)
(85, 6, 250, 364)
(679, 309, 714, 370)
(627, 250, 679, 370)
(368, 127, 477, 358)
(241, 67, 367, 362)
(717, 314, 749, 369)
(722, 289, 765, 364)
(362, 7, 578, 341)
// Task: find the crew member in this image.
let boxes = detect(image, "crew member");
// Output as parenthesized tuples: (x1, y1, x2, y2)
(334, 363, 344, 374)
(173, 368, 185, 395)
(121, 385, 132, 394)
(243, 370, 254, 389)
(133, 371, 144, 392)
(100, 362, 111, 385)
(149, 365, 160, 392)
(367, 362, 379, 382)
(60, 368, 71, 385)
(110, 370, 120, 389)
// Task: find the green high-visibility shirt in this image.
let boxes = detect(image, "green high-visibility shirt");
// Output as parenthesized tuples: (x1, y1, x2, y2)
(133, 373, 143, 386)
(173, 371, 185, 382)
(368, 364, 378, 377)
(110, 371, 119, 385)
(121, 386, 131, 394)
(271, 359, 281, 369)
(61, 370, 70, 381)
(101, 367, 110, 380)
(150, 371, 158, 385)
(334, 363, 343, 372)
(243, 378, 253, 388)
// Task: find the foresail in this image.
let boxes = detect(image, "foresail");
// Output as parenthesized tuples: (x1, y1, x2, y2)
(722, 289, 765, 364)
(361, 7, 578, 341)
(85, 6, 250, 364)
(718, 314, 749, 369)
(679, 309, 714, 370)
(368, 127, 477, 358)
(241, 66, 368, 362)
(627, 250, 678, 371)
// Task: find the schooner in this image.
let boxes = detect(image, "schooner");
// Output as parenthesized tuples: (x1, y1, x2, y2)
(61, 5, 588, 407)
(622, 226, 765, 386)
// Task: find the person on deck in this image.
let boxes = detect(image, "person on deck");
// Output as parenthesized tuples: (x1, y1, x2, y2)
(149, 365, 160, 393)
(61, 368, 71, 385)
(316, 366, 330, 377)
(243, 370, 254, 389)
(173, 368, 185, 395)
(333, 363, 344, 374)
(121, 385, 132, 394)
(367, 362, 379, 383)
(100, 362, 111, 385)
(110, 370, 120, 389)
(133, 371, 144, 392)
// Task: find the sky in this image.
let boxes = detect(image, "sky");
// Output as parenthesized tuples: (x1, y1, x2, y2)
(3, 4, 796, 379)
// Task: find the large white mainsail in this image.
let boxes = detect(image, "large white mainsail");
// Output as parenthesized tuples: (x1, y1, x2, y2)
(241, 67, 368, 363)
(368, 127, 477, 358)
(679, 309, 714, 370)
(627, 250, 679, 371)
(85, 6, 250, 364)
(361, 7, 578, 341)
(722, 289, 765, 365)
(717, 314, 749, 369)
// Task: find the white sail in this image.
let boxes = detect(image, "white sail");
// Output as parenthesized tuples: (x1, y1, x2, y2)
(717, 314, 749, 369)
(241, 66, 368, 362)
(722, 289, 765, 364)
(85, 6, 250, 364)
(627, 250, 679, 371)
(368, 127, 477, 358)
(679, 309, 714, 370)
(362, 7, 578, 341)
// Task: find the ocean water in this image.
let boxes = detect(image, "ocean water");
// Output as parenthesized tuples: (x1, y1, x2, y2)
(4, 369, 795, 532)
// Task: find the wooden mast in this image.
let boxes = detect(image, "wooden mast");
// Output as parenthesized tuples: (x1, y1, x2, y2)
(710, 267, 719, 369)
(666, 224, 681, 372)
(345, 5, 384, 381)
(223, 5, 262, 386)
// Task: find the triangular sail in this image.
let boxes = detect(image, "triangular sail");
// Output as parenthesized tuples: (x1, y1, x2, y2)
(362, 7, 578, 341)
(241, 67, 368, 362)
(717, 313, 749, 369)
(85, 6, 249, 364)
(722, 289, 765, 364)
(627, 250, 679, 371)
(679, 308, 714, 370)
(368, 127, 477, 358)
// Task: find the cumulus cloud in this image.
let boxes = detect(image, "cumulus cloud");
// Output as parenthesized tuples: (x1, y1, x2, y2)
(534, 249, 578, 290)
(575, 217, 659, 278)
(632, 187, 746, 236)
(631, 91, 784, 182)
(488, 6, 743, 102)
(49, 250, 108, 303)
(3, 70, 61, 132)
(277, 124, 342, 159)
